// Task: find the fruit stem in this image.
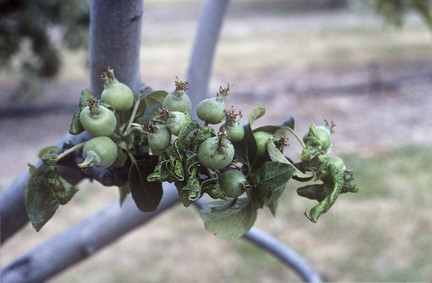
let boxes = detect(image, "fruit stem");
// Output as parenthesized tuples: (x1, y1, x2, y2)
(124, 98, 140, 134)
(56, 142, 86, 162)
(286, 127, 306, 148)
(78, 153, 96, 168)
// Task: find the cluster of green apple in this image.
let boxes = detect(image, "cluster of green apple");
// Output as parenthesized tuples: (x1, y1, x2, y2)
(26, 70, 359, 237)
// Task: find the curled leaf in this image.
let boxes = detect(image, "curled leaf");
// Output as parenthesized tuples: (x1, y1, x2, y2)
(249, 161, 295, 208)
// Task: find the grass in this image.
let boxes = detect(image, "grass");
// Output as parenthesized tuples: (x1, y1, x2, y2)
(2, 4, 432, 282)
(2, 145, 431, 282)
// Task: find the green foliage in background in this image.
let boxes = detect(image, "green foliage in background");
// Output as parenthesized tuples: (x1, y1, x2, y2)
(375, 0, 432, 29)
(0, 0, 89, 89)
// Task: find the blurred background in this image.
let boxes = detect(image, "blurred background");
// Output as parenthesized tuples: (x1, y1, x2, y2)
(1, 0, 432, 281)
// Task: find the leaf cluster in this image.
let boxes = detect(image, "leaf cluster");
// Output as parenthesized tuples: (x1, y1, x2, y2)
(25, 86, 168, 231)
(25, 79, 359, 239)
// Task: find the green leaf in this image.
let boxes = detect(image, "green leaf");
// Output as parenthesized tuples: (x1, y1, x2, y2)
(69, 88, 93, 135)
(177, 119, 213, 148)
(118, 183, 131, 206)
(69, 109, 84, 135)
(55, 177, 79, 205)
(268, 184, 285, 217)
(248, 106, 266, 126)
(232, 124, 254, 166)
(232, 106, 266, 170)
(38, 146, 60, 159)
(280, 117, 295, 129)
(122, 90, 167, 124)
(125, 128, 146, 155)
(201, 170, 227, 200)
(301, 157, 350, 223)
(129, 160, 163, 212)
(174, 181, 193, 207)
(25, 164, 59, 231)
(79, 88, 94, 108)
(253, 125, 287, 138)
(297, 184, 330, 202)
(137, 103, 162, 125)
(267, 141, 313, 179)
(249, 161, 295, 208)
(136, 90, 168, 117)
(200, 198, 257, 239)
(182, 177, 201, 201)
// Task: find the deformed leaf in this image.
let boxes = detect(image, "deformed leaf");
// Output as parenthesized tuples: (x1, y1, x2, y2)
(55, 177, 79, 205)
(25, 164, 59, 231)
(200, 198, 257, 239)
(129, 160, 163, 212)
(267, 141, 313, 179)
(248, 106, 266, 126)
(301, 158, 349, 223)
(138, 103, 162, 125)
(175, 181, 193, 207)
(38, 146, 60, 159)
(249, 161, 295, 208)
(297, 184, 330, 202)
(182, 177, 201, 201)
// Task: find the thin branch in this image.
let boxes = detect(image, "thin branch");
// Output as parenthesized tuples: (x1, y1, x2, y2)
(186, 0, 231, 118)
(0, 0, 150, 244)
(0, 187, 180, 283)
(0, 132, 90, 243)
(193, 199, 322, 283)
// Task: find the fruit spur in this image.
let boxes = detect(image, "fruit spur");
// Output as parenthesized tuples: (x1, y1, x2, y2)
(25, 70, 358, 238)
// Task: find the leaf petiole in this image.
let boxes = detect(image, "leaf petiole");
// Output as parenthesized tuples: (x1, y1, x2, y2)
(286, 127, 306, 148)
(124, 98, 141, 135)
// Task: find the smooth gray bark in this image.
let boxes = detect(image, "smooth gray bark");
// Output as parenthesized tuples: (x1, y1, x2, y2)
(187, 0, 230, 116)
(89, 0, 150, 95)
(1, 1, 321, 281)
(0, 132, 89, 243)
(0, 0, 149, 244)
(1, 187, 180, 283)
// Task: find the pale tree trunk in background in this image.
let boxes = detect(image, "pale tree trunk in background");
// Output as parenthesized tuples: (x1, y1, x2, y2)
(89, 0, 151, 96)
(1, 0, 322, 282)
(0, 0, 149, 244)
(187, 0, 230, 116)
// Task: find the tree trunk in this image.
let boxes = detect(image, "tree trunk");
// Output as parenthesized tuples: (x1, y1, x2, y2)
(0, 0, 149, 244)
(89, 0, 150, 96)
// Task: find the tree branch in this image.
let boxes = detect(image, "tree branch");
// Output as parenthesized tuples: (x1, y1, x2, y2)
(0, 132, 89, 243)
(187, 0, 230, 117)
(0, 187, 180, 283)
(193, 199, 322, 282)
(0, 0, 150, 243)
